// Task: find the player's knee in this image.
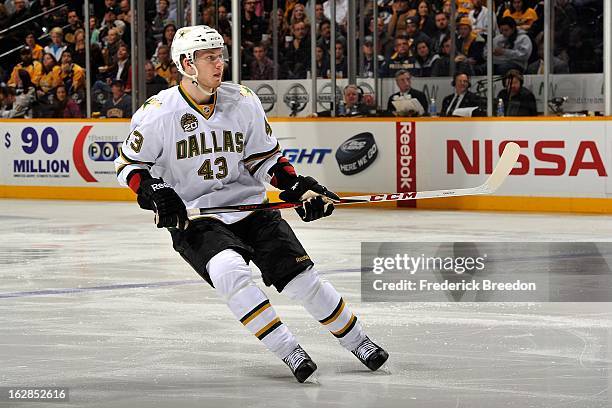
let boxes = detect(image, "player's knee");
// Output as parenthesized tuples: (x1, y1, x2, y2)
(282, 267, 322, 302)
(207, 249, 253, 301)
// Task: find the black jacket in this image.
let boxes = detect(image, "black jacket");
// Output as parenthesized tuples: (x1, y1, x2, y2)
(496, 87, 538, 117)
(441, 91, 485, 117)
(387, 88, 429, 116)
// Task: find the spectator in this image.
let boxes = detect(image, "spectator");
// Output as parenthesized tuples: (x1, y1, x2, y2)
(387, 69, 428, 116)
(495, 69, 537, 116)
(51, 84, 82, 118)
(152, 23, 176, 65)
(455, 17, 486, 74)
(315, 44, 330, 78)
(99, 7, 120, 43)
(44, 27, 68, 63)
(382, 35, 414, 77)
(404, 16, 431, 56)
(155, 44, 173, 83)
(60, 49, 86, 94)
(64, 10, 83, 46)
(13, 69, 36, 118)
(117, 0, 131, 23)
(526, 32, 569, 74)
(416, 1, 437, 38)
(333, 40, 348, 78)
(411, 39, 439, 77)
(152, 0, 176, 41)
(102, 79, 132, 118)
(8, 47, 42, 88)
(37, 53, 62, 99)
(216, 5, 232, 38)
(503, 0, 538, 31)
(89, 16, 101, 46)
(316, 20, 342, 53)
(316, 84, 371, 117)
(359, 39, 378, 78)
(72, 30, 105, 83)
(492, 16, 532, 74)
(431, 11, 450, 54)
(144, 60, 168, 98)
(387, 0, 412, 38)
(441, 71, 483, 116)
(200, 6, 215, 27)
(101, 28, 123, 68)
(370, 16, 394, 59)
(249, 43, 276, 80)
(107, 43, 131, 87)
(313, 2, 326, 29)
(168, 63, 180, 87)
(24, 32, 44, 61)
(242, 0, 267, 50)
(290, 3, 310, 29)
(469, 0, 497, 37)
(0, 87, 20, 118)
(281, 21, 311, 79)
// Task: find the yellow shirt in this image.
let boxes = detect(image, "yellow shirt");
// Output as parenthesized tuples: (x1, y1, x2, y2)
(155, 63, 172, 84)
(503, 8, 538, 29)
(31, 44, 44, 61)
(38, 65, 63, 93)
(8, 60, 43, 87)
(60, 63, 85, 91)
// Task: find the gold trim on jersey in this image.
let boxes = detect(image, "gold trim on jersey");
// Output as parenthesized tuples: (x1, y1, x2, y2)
(178, 83, 217, 120)
(243, 142, 281, 174)
(115, 146, 154, 176)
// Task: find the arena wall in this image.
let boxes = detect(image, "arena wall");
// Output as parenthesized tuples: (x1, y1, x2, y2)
(1, 117, 611, 213)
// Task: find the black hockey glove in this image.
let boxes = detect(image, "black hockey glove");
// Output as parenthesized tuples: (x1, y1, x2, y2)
(278, 176, 340, 222)
(138, 178, 188, 229)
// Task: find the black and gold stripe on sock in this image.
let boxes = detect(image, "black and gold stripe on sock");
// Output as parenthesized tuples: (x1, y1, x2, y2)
(319, 298, 345, 326)
(240, 300, 271, 326)
(331, 314, 357, 338)
(255, 317, 282, 340)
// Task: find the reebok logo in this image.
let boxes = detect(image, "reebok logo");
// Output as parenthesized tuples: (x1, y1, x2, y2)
(151, 182, 171, 191)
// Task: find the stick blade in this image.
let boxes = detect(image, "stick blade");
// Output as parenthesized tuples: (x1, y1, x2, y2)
(481, 142, 520, 193)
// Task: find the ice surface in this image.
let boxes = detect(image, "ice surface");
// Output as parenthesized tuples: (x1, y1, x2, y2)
(0, 199, 610, 407)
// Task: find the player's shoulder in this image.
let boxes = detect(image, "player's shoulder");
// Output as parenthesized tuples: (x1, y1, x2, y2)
(131, 86, 180, 124)
(216, 82, 260, 107)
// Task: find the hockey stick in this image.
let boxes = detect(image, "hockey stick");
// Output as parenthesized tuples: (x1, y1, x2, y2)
(187, 142, 520, 217)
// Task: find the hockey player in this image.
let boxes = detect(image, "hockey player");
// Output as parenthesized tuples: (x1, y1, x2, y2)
(115, 25, 388, 383)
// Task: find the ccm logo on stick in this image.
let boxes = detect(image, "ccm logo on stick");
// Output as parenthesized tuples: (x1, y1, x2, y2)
(370, 192, 417, 201)
(447, 140, 607, 176)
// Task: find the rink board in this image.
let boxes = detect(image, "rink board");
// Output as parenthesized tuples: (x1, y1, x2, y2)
(1, 117, 611, 213)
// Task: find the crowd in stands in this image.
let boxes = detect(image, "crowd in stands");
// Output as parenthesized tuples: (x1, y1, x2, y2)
(0, 0, 604, 118)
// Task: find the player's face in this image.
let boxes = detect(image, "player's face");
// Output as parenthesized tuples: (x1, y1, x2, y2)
(193, 49, 224, 89)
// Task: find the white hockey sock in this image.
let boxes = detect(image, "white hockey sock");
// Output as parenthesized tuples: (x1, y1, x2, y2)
(283, 267, 366, 350)
(207, 250, 298, 360)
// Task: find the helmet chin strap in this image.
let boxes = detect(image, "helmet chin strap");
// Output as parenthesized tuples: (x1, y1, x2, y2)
(185, 64, 217, 97)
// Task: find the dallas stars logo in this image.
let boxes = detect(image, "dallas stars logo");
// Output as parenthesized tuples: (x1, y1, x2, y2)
(142, 97, 162, 110)
(239, 85, 254, 97)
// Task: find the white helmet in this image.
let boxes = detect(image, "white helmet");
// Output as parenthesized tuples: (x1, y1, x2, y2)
(171, 25, 225, 94)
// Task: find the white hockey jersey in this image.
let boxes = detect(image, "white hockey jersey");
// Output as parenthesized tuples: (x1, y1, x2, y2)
(115, 83, 282, 224)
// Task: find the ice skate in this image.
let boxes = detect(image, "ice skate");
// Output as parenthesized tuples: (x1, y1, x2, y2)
(283, 345, 317, 383)
(351, 336, 389, 371)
